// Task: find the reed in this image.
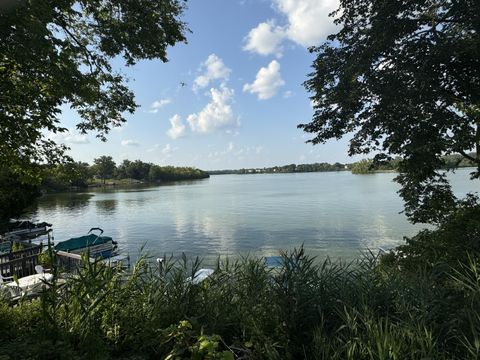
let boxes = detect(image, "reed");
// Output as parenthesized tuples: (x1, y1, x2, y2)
(0, 247, 479, 359)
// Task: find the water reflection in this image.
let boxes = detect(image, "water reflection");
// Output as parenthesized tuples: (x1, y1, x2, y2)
(95, 199, 117, 215)
(35, 193, 93, 211)
(30, 171, 477, 261)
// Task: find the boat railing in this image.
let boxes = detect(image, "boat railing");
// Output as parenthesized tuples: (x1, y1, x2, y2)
(87, 227, 104, 245)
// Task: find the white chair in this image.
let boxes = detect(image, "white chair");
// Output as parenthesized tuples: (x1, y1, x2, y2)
(0, 274, 22, 299)
(1, 270, 53, 300)
(0, 273, 14, 284)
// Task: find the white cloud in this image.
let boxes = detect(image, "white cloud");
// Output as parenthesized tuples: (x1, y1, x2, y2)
(283, 90, 293, 98)
(149, 99, 171, 113)
(208, 143, 264, 163)
(243, 60, 285, 100)
(275, 0, 339, 47)
(121, 139, 139, 147)
(187, 85, 239, 133)
(167, 114, 187, 139)
(193, 54, 231, 91)
(243, 20, 284, 57)
(48, 129, 89, 145)
(146, 144, 160, 153)
(68, 134, 89, 144)
(243, 0, 339, 56)
(162, 144, 172, 155)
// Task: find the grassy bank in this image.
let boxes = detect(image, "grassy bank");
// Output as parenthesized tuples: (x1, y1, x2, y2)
(1, 247, 479, 359)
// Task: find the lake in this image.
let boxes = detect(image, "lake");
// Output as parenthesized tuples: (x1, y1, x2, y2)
(30, 169, 478, 263)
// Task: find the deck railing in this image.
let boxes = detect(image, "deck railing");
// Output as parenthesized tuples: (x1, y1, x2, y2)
(0, 243, 43, 278)
(55, 251, 95, 274)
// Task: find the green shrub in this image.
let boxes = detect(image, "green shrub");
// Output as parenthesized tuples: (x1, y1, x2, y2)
(0, 246, 479, 359)
(381, 198, 480, 271)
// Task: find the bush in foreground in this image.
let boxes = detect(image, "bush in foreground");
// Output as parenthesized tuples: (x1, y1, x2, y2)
(0, 245, 479, 359)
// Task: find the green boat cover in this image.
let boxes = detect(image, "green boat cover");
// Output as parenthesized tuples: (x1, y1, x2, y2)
(55, 234, 113, 252)
(0, 242, 11, 254)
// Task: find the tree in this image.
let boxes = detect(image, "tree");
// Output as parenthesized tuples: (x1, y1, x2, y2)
(93, 156, 116, 184)
(42, 161, 91, 190)
(299, 0, 480, 224)
(116, 160, 133, 179)
(0, 0, 187, 181)
(0, 167, 40, 227)
(351, 159, 374, 175)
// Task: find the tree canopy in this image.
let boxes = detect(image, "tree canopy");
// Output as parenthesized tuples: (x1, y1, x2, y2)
(0, 0, 188, 181)
(299, 0, 480, 224)
(93, 156, 116, 184)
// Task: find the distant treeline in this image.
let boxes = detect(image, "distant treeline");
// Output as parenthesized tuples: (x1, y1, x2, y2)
(209, 162, 347, 175)
(210, 153, 477, 176)
(42, 156, 209, 191)
(352, 153, 477, 174)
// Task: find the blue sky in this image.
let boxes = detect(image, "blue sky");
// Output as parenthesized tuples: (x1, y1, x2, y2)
(55, 0, 360, 170)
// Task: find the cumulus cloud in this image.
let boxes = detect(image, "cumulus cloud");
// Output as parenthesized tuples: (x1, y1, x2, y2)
(167, 114, 187, 139)
(243, 20, 284, 57)
(275, 0, 339, 47)
(187, 85, 239, 133)
(121, 139, 140, 147)
(243, 60, 285, 100)
(243, 0, 339, 56)
(149, 99, 171, 113)
(48, 129, 89, 145)
(193, 54, 231, 91)
(162, 144, 172, 155)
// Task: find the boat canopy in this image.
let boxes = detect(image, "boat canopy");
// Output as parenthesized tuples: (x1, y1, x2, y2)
(55, 234, 113, 252)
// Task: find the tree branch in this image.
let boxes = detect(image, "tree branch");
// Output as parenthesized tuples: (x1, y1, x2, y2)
(56, 16, 103, 74)
(459, 150, 479, 164)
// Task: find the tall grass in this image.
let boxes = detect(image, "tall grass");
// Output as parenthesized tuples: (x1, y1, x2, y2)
(0, 248, 479, 359)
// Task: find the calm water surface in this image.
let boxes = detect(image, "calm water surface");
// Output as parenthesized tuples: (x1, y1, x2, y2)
(30, 170, 479, 262)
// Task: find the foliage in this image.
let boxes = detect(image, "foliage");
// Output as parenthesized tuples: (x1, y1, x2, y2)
(0, 0, 188, 181)
(100, 158, 210, 183)
(0, 167, 40, 225)
(299, 0, 480, 223)
(148, 165, 210, 182)
(1, 248, 480, 359)
(116, 159, 150, 181)
(42, 161, 92, 191)
(443, 153, 478, 170)
(351, 159, 375, 174)
(10, 241, 25, 253)
(37, 158, 209, 193)
(92, 156, 116, 184)
(382, 195, 480, 272)
(210, 162, 347, 175)
(164, 320, 234, 360)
